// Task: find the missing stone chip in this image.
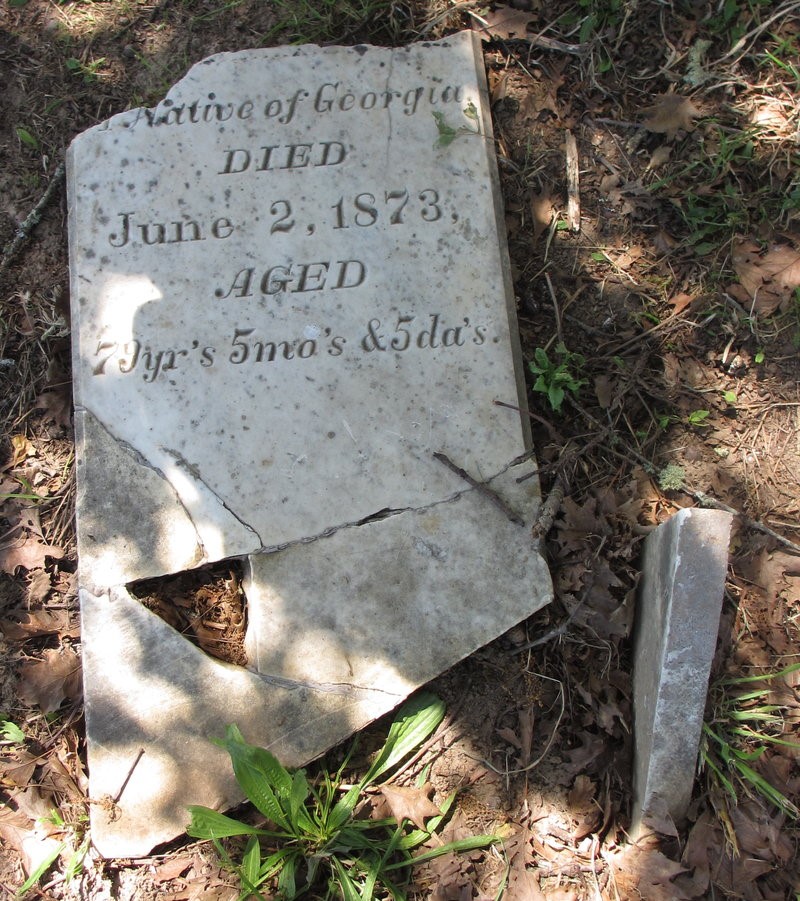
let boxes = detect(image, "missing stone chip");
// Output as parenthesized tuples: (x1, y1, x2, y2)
(128, 559, 247, 666)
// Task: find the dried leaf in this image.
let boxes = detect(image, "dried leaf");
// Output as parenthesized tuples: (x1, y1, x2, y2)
(479, 8, 537, 42)
(0, 536, 64, 574)
(10, 435, 34, 467)
(567, 775, 595, 809)
(647, 145, 673, 169)
(26, 570, 52, 604)
(668, 292, 695, 315)
(730, 236, 800, 314)
(16, 647, 82, 713)
(594, 374, 613, 409)
(379, 783, 441, 830)
(1, 608, 76, 641)
(35, 388, 72, 429)
(530, 189, 554, 242)
(642, 94, 700, 139)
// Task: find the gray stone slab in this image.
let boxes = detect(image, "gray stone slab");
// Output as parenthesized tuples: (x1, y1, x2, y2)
(631, 507, 733, 835)
(81, 585, 395, 858)
(70, 34, 553, 857)
(82, 460, 551, 857)
(68, 32, 530, 591)
(245, 459, 551, 694)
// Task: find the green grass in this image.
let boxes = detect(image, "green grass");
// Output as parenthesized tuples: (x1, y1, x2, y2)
(701, 662, 800, 846)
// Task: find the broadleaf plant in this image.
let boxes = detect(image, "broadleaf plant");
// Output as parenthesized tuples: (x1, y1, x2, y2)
(187, 693, 499, 900)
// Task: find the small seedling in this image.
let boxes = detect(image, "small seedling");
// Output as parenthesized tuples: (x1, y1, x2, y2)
(0, 718, 25, 742)
(687, 409, 711, 426)
(722, 390, 737, 405)
(65, 56, 106, 84)
(528, 342, 585, 413)
(15, 127, 39, 151)
(432, 102, 480, 148)
(188, 694, 498, 900)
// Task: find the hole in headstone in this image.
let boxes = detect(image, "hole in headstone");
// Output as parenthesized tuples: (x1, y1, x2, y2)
(127, 559, 247, 666)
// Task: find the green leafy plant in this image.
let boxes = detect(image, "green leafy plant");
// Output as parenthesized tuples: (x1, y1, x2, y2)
(528, 342, 585, 413)
(15, 127, 39, 151)
(1, 718, 25, 743)
(701, 663, 800, 844)
(687, 408, 711, 426)
(65, 56, 106, 84)
(187, 694, 498, 900)
(432, 102, 480, 148)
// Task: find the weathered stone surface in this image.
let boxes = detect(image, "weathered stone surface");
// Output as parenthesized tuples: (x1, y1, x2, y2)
(70, 33, 553, 857)
(68, 32, 530, 591)
(245, 459, 550, 692)
(631, 507, 733, 835)
(82, 586, 395, 858)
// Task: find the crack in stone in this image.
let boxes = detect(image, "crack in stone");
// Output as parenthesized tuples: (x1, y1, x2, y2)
(252, 453, 534, 557)
(163, 447, 264, 545)
(255, 671, 406, 701)
(81, 409, 208, 564)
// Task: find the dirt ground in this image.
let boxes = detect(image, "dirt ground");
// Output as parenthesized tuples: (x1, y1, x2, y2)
(1, 0, 799, 898)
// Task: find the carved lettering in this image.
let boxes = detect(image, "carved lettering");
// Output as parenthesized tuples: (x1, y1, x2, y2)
(108, 212, 235, 248)
(218, 141, 346, 175)
(215, 260, 366, 299)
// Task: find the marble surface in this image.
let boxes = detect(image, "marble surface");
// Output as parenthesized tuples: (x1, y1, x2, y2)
(631, 507, 733, 836)
(69, 34, 553, 857)
(68, 32, 530, 590)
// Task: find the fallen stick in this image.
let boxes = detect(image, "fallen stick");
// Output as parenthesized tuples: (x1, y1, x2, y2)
(0, 162, 65, 277)
(565, 130, 580, 233)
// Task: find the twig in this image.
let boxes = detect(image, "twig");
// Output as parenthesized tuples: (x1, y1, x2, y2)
(691, 491, 800, 555)
(0, 163, 65, 277)
(479, 674, 565, 777)
(531, 472, 566, 544)
(544, 272, 563, 345)
(565, 130, 580, 232)
(113, 747, 145, 803)
(511, 595, 586, 653)
(433, 451, 524, 525)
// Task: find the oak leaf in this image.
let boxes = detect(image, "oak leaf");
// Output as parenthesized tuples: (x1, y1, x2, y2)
(0, 535, 63, 574)
(479, 8, 537, 42)
(378, 783, 441, 830)
(729, 236, 800, 314)
(642, 94, 700, 139)
(16, 647, 82, 713)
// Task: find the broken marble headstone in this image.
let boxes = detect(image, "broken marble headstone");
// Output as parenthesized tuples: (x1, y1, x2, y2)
(68, 32, 552, 857)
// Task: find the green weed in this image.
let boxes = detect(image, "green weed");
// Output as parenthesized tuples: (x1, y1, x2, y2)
(65, 56, 106, 84)
(187, 694, 499, 900)
(528, 342, 585, 413)
(701, 662, 800, 834)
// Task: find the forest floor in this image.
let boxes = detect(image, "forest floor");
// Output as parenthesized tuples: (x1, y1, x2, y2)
(0, 0, 799, 898)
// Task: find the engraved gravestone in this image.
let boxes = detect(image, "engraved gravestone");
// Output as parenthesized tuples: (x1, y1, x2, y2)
(69, 32, 552, 857)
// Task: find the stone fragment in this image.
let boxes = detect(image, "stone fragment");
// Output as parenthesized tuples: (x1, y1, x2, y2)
(245, 460, 550, 696)
(81, 586, 393, 858)
(631, 507, 733, 835)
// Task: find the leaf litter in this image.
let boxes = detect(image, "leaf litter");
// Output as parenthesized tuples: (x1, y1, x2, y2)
(1, 0, 800, 898)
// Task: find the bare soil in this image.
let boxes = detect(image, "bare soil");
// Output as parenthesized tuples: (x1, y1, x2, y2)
(1, 1, 798, 898)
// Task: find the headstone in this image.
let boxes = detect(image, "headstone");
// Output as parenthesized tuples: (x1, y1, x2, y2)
(631, 507, 733, 836)
(68, 32, 552, 857)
